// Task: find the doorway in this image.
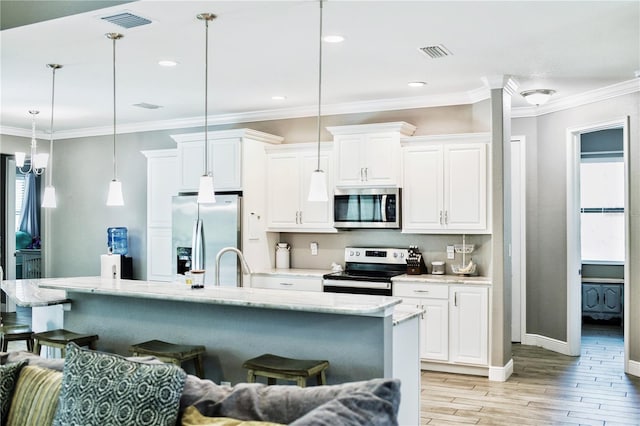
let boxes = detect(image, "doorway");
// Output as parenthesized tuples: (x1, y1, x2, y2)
(566, 117, 629, 370)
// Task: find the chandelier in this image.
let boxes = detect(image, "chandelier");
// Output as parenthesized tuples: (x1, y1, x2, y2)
(16, 110, 49, 175)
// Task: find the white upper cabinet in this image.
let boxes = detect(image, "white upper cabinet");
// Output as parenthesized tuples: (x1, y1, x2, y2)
(171, 129, 283, 193)
(266, 143, 335, 232)
(328, 122, 416, 187)
(402, 133, 490, 233)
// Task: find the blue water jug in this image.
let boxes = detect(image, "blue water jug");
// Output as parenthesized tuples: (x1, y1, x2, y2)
(107, 227, 128, 255)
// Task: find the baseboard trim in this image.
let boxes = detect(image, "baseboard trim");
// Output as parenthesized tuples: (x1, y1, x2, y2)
(627, 360, 640, 378)
(522, 333, 572, 356)
(421, 361, 488, 377)
(489, 358, 513, 382)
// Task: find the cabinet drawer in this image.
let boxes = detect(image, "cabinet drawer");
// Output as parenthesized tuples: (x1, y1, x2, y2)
(393, 282, 448, 299)
(251, 275, 322, 292)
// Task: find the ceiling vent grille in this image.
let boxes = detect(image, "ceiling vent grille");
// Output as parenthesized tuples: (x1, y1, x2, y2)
(133, 102, 162, 110)
(101, 12, 152, 29)
(419, 44, 452, 59)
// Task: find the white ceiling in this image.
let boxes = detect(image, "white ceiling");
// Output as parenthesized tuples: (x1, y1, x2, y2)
(1, 0, 639, 139)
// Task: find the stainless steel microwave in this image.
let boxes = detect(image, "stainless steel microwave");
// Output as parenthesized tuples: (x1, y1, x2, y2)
(333, 187, 400, 229)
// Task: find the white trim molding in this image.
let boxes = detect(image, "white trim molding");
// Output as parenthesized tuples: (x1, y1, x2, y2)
(628, 360, 640, 378)
(523, 334, 572, 356)
(513, 78, 640, 118)
(489, 358, 514, 382)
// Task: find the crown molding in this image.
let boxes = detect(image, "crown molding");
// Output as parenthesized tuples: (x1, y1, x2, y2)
(170, 128, 284, 145)
(327, 121, 417, 136)
(513, 78, 640, 118)
(3, 79, 638, 138)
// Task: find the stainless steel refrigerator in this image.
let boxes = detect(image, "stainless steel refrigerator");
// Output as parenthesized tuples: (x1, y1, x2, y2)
(171, 194, 241, 287)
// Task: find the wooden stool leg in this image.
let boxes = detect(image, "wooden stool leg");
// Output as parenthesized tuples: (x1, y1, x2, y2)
(1, 338, 7, 352)
(194, 355, 204, 379)
(27, 337, 34, 352)
(296, 377, 307, 387)
(247, 370, 256, 383)
(34, 341, 41, 355)
(318, 370, 327, 385)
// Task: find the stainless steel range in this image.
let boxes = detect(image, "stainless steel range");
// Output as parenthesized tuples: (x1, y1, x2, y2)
(322, 247, 408, 296)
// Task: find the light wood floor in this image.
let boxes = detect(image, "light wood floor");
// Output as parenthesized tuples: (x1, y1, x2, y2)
(421, 324, 640, 425)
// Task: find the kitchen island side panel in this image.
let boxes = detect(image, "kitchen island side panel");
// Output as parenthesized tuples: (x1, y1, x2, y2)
(62, 291, 390, 385)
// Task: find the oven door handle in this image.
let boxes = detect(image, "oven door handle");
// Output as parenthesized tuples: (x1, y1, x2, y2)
(323, 279, 391, 290)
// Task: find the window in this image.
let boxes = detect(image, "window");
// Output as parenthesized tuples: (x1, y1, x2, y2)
(580, 159, 624, 262)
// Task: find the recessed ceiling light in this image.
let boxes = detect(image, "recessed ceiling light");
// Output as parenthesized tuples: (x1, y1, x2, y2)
(323, 35, 344, 43)
(408, 81, 427, 87)
(158, 60, 178, 67)
(272, 95, 287, 101)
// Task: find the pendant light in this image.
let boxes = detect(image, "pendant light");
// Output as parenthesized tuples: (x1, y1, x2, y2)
(42, 64, 62, 208)
(106, 33, 124, 206)
(16, 110, 48, 175)
(308, 0, 328, 202)
(196, 13, 216, 204)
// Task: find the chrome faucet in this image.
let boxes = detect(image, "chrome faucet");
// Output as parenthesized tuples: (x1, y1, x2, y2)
(215, 247, 252, 287)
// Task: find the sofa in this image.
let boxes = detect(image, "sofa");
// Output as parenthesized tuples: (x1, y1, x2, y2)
(1, 344, 400, 426)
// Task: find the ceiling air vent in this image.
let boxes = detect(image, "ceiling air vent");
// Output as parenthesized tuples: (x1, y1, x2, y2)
(419, 44, 452, 59)
(101, 12, 152, 29)
(133, 102, 162, 110)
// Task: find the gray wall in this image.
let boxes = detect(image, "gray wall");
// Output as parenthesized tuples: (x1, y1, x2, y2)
(512, 92, 639, 362)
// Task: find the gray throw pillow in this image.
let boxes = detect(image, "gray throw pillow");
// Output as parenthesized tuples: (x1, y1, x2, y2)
(0, 360, 27, 423)
(180, 376, 400, 425)
(53, 342, 187, 426)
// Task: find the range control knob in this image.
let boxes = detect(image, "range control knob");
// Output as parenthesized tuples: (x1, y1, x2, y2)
(349, 251, 354, 257)
(393, 252, 398, 258)
(355, 251, 361, 256)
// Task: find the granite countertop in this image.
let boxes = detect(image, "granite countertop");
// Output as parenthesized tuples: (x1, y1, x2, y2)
(392, 274, 492, 285)
(0, 279, 70, 307)
(37, 276, 401, 317)
(392, 304, 424, 326)
(252, 269, 331, 278)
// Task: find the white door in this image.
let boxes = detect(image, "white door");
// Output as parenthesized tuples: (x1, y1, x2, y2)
(364, 134, 397, 185)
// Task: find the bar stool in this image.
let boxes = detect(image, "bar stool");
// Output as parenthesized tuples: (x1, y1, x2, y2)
(242, 353, 329, 387)
(129, 339, 206, 378)
(32, 329, 99, 357)
(0, 323, 34, 351)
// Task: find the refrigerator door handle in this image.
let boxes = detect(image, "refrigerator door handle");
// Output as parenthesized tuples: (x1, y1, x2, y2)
(192, 218, 204, 270)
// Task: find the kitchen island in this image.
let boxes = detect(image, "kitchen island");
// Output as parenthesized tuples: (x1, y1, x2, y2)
(37, 276, 421, 424)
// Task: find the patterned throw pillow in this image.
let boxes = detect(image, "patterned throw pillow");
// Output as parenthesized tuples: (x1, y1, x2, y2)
(0, 360, 27, 423)
(5, 364, 63, 426)
(53, 342, 187, 426)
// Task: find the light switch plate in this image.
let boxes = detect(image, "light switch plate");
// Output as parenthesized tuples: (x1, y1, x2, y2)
(310, 242, 318, 255)
(446, 245, 455, 260)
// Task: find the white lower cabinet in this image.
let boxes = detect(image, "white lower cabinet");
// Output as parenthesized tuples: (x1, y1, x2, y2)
(449, 285, 488, 365)
(394, 281, 489, 369)
(251, 274, 322, 292)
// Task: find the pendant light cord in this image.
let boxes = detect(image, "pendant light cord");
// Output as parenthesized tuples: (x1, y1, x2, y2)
(112, 35, 117, 181)
(204, 17, 209, 176)
(48, 65, 59, 187)
(316, 0, 324, 172)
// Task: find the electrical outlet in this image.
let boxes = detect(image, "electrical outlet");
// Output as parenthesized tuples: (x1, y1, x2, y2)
(310, 241, 318, 255)
(446, 245, 455, 260)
